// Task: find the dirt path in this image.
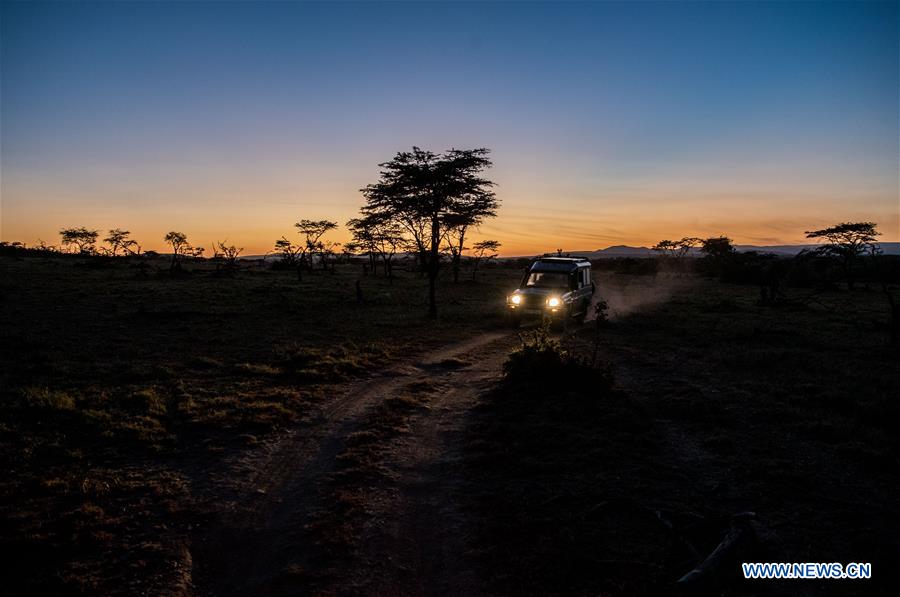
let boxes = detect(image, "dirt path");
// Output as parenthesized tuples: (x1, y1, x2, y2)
(191, 330, 517, 596)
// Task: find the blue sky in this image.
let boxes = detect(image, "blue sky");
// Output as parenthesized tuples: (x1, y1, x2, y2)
(2, 1, 897, 253)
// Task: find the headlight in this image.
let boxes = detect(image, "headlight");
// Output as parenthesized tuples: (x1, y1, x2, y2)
(510, 295, 521, 305)
(547, 297, 560, 307)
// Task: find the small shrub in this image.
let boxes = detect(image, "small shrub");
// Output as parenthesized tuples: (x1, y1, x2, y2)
(20, 387, 76, 411)
(126, 388, 167, 416)
(504, 327, 568, 379)
(503, 325, 613, 393)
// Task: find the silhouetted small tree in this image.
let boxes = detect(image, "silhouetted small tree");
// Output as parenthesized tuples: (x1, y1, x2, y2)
(652, 239, 678, 257)
(274, 237, 301, 265)
(442, 188, 499, 283)
(294, 219, 338, 271)
(214, 241, 243, 274)
(60, 227, 99, 254)
(320, 240, 340, 272)
(698, 236, 736, 278)
(103, 228, 138, 256)
(36, 239, 58, 253)
(806, 222, 880, 290)
(471, 239, 501, 279)
(164, 231, 203, 272)
(273, 236, 304, 280)
(348, 213, 404, 282)
(653, 237, 701, 259)
(700, 236, 734, 258)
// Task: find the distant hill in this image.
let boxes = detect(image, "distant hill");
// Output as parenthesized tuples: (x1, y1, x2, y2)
(526, 242, 900, 259)
(244, 243, 900, 261)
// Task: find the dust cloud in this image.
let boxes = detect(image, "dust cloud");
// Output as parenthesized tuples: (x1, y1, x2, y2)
(589, 273, 691, 321)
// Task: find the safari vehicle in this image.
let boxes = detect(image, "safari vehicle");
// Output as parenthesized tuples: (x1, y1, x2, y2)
(506, 256, 594, 327)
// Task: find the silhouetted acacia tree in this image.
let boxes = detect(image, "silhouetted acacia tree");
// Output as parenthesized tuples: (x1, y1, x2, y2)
(806, 222, 879, 290)
(321, 240, 340, 272)
(274, 237, 301, 265)
(346, 221, 377, 273)
(361, 147, 497, 317)
(103, 228, 138, 256)
(294, 219, 338, 271)
(214, 241, 243, 274)
(698, 236, 736, 278)
(701, 237, 734, 255)
(443, 208, 493, 283)
(443, 180, 500, 283)
(471, 239, 501, 279)
(348, 213, 405, 282)
(442, 235, 466, 283)
(164, 231, 203, 272)
(60, 227, 99, 254)
(652, 239, 679, 257)
(653, 237, 702, 259)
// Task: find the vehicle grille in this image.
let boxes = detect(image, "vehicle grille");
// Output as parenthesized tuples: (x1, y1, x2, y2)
(518, 294, 543, 309)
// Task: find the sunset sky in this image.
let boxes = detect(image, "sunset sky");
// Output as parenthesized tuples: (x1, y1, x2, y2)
(1, 1, 897, 256)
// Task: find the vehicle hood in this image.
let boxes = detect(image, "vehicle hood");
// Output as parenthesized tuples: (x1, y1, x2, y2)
(514, 287, 567, 297)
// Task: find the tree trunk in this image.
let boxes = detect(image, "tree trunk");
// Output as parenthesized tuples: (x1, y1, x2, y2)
(384, 257, 393, 285)
(452, 228, 465, 284)
(418, 250, 427, 277)
(428, 217, 440, 318)
(428, 271, 437, 318)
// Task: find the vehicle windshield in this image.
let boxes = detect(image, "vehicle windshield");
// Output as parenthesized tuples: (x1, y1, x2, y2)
(525, 271, 569, 288)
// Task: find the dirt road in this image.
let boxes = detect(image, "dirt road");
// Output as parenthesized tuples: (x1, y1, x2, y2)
(192, 330, 519, 596)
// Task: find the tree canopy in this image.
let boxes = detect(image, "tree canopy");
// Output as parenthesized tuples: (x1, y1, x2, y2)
(806, 221, 880, 289)
(59, 227, 99, 254)
(360, 147, 498, 316)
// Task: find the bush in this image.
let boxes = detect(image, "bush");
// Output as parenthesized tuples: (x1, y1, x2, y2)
(503, 327, 567, 379)
(503, 325, 613, 393)
(126, 388, 167, 416)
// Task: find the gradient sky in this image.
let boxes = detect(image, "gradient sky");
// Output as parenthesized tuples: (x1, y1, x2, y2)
(1, 1, 897, 256)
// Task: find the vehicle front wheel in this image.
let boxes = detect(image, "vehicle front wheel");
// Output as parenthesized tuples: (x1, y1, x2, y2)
(506, 311, 521, 328)
(574, 301, 588, 325)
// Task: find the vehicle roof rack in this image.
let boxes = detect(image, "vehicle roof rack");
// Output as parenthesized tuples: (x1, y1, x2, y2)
(535, 253, 592, 261)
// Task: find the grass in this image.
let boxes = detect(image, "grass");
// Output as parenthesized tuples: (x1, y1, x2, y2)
(2, 255, 898, 595)
(464, 273, 899, 596)
(0, 254, 518, 595)
(307, 382, 428, 575)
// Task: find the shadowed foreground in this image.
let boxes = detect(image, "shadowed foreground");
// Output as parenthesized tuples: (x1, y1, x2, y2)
(1, 257, 897, 595)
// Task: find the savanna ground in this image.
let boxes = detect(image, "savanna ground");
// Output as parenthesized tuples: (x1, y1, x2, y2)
(0, 255, 897, 595)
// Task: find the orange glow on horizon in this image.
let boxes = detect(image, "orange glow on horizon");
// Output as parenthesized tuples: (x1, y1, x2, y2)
(4, 199, 897, 258)
(3, 155, 897, 257)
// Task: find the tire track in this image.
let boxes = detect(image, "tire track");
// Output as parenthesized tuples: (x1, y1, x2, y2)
(191, 331, 513, 596)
